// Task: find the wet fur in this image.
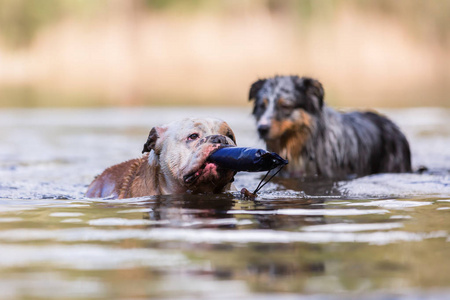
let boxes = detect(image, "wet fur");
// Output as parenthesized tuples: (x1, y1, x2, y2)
(249, 75, 412, 179)
(86, 118, 237, 198)
(86, 153, 159, 198)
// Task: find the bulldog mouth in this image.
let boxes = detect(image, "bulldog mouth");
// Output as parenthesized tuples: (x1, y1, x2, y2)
(183, 164, 206, 185)
(183, 161, 230, 185)
(183, 144, 235, 185)
(184, 162, 219, 185)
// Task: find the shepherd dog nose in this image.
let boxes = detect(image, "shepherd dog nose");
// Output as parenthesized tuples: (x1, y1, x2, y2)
(257, 124, 270, 137)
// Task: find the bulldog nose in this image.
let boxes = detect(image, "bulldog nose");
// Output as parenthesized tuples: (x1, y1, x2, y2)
(209, 135, 229, 145)
(258, 124, 270, 137)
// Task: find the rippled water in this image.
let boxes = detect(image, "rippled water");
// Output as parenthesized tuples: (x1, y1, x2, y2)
(0, 107, 449, 299)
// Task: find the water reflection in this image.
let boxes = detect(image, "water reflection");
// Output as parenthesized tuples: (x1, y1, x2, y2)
(144, 194, 236, 228)
(139, 194, 329, 294)
(138, 192, 329, 232)
(0, 107, 449, 299)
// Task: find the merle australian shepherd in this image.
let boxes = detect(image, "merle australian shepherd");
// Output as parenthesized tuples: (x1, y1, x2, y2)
(249, 75, 412, 179)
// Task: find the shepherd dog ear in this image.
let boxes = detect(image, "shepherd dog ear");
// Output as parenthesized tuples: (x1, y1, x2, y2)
(249, 78, 267, 101)
(302, 77, 324, 108)
(293, 76, 324, 111)
(142, 126, 167, 154)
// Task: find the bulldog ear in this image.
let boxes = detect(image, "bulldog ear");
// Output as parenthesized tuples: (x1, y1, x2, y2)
(142, 126, 167, 154)
(249, 78, 266, 101)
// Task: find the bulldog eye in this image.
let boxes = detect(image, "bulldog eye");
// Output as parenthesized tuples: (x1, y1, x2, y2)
(187, 133, 199, 141)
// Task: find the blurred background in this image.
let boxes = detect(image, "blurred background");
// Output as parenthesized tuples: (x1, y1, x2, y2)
(0, 0, 449, 108)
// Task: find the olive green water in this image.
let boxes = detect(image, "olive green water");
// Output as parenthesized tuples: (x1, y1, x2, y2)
(0, 107, 449, 299)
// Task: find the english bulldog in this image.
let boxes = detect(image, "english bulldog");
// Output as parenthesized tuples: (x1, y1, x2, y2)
(85, 117, 237, 199)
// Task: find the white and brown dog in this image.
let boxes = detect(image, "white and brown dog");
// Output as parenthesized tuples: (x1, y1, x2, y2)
(86, 118, 237, 199)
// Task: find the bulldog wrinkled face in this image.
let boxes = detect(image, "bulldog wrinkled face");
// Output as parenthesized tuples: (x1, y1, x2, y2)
(158, 118, 237, 193)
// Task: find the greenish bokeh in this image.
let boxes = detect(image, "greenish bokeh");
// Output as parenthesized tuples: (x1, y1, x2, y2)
(1, 0, 449, 48)
(0, 0, 449, 107)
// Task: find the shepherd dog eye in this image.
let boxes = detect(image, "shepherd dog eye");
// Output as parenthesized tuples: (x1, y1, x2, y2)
(187, 133, 199, 141)
(280, 104, 294, 110)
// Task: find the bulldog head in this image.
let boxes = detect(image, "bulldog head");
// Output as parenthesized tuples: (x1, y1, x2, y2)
(142, 117, 237, 194)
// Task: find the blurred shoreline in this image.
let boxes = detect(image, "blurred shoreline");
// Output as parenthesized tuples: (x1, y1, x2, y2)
(0, 0, 449, 108)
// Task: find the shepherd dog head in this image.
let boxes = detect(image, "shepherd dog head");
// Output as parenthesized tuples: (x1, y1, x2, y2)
(249, 75, 324, 142)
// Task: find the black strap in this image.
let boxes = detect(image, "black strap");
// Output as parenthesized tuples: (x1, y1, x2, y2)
(252, 164, 286, 195)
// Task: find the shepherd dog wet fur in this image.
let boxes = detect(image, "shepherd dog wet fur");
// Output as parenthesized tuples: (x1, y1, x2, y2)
(249, 75, 412, 179)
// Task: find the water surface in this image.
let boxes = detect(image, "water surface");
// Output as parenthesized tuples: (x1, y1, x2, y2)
(0, 107, 449, 299)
